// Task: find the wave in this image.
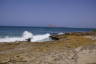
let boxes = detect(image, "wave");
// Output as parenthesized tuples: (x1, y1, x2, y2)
(0, 31, 51, 42)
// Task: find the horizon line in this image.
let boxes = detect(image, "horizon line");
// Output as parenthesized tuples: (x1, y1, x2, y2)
(0, 25, 96, 29)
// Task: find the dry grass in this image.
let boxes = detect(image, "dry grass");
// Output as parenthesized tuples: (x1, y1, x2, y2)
(0, 34, 96, 64)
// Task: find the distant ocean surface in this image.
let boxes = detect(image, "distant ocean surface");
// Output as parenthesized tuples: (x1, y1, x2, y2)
(0, 26, 94, 42)
(0, 26, 94, 37)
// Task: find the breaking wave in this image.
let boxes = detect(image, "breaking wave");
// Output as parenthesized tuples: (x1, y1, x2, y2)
(0, 31, 51, 42)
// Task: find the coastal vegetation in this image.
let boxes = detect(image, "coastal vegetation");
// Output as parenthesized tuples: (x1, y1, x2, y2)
(92, 29, 96, 32)
(0, 32, 96, 64)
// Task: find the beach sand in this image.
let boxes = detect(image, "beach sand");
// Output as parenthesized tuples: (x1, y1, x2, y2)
(0, 32, 96, 64)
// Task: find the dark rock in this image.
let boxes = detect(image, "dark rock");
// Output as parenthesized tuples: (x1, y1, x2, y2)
(26, 38, 31, 42)
(50, 36, 59, 40)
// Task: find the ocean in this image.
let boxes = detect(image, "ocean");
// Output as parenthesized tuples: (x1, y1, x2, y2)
(0, 26, 94, 42)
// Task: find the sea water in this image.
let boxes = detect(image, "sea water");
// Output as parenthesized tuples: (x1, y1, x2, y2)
(0, 26, 93, 42)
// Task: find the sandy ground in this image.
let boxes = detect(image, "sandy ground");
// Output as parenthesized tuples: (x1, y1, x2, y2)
(0, 32, 96, 64)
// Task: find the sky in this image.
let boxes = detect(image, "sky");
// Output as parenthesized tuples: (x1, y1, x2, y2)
(0, 0, 96, 28)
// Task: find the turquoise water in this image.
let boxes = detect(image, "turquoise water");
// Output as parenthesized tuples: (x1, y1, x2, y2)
(0, 26, 94, 37)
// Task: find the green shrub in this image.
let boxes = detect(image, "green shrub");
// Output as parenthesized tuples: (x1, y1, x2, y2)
(92, 29, 96, 32)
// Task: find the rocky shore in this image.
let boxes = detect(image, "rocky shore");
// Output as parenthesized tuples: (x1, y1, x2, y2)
(0, 32, 96, 64)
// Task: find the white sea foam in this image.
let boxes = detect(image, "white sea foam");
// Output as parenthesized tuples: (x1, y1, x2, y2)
(22, 31, 33, 39)
(58, 32, 65, 35)
(0, 31, 51, 42)
(31, 33, 50, 42)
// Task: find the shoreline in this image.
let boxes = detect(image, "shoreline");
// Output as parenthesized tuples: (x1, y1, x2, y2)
(0, 31, 96, 64)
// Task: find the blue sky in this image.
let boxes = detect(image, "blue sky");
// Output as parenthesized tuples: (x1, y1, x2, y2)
(0, 0, 96, 28)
